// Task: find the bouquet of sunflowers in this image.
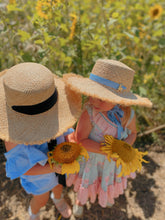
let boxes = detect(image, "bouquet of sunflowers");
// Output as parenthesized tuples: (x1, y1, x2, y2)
(47, 142, 89, 175)
(101, 135, 148, 177)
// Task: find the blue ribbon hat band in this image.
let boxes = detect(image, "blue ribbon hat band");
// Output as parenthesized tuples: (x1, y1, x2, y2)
(89, 73, 126, 92)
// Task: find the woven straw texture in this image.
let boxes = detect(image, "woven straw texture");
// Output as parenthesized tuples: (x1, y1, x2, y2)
(0, 63, 81, 145)
(63, 59, 152, 108)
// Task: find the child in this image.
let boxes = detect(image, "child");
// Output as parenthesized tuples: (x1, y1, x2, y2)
(0, 62, 81, 219)
(64, 59, 152, 217)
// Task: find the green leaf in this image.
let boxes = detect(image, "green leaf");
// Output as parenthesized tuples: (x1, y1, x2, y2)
(59, 38, 68, 47)
(60, 24, 68, 32)
(122, 56, 137, 61)
(41, 57, 49, 65)
(134, 36, 140, 43)
(43, 32, 52, 44)
(123, 31, 134, 39)
(153, 30, 163, 37)
(151, 45, 158, 50)
(153, 55, 161, 62)
(17, 30, 31, 42)
(108, 18, 117, 26)
(34, 39, 43, 45)
(159, 38, 165, 46)
(7, 4, 23, 12)
(139, 87, 147, 96)
(22, 52, 33, 62)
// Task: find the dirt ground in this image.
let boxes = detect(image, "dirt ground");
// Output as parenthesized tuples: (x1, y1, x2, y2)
(0, 135, 165, 220)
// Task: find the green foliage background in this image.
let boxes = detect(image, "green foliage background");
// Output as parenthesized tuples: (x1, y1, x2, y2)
(0, 0, 164, 142)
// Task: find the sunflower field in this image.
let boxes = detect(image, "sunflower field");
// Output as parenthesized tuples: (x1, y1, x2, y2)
(0, 0, 164, 144)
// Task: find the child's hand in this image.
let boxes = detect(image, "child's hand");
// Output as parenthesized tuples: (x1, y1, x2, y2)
(53, 164, 62, 174)
(65, 132, 76, 142)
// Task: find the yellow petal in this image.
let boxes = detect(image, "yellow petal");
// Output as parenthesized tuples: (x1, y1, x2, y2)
(80, 146, 89, 160)
(116, 158, 122, 168)
(61, 160, 80, 175)
(107, 153, 111, 162)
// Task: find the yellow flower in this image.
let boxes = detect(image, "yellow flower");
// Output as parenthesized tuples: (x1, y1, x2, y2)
(36, 0, 48, 19)
(112, 12, 119, 18)
(143, 73, 154, 84)
(36, 0, 60, 19)
(149, 4, 163, 20)
(52, 142, 81, 163)
(47, 142, 89, 175)
(9, 0, 16, 4)
(101, 135, 148, 177)
(146, 35, 151, 40)
(69, 13, 77, 40)
(62, 160, 80, 175)
(139, 31, 145, 39)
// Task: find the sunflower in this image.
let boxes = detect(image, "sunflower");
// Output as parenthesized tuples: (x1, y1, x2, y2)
(36, 0, 61, 19)
(69, 13, 77, 40)
(100, 135, 148, 177)
(9, 0, 16, 4)
(149, 4, 163, 20)
(47, 142, 89, 175)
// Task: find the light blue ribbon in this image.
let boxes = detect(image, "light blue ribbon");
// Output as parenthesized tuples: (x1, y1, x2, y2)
(107, 105, 124, 140)
(89, 73, 126, 91)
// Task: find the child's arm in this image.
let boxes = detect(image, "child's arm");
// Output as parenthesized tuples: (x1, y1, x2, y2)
(23, 163, 61, 175)
(5, 141, 62, 175)
(124, 114, 137, 145)
(75, 110, 106, 155)
(65, 132, 75, 142)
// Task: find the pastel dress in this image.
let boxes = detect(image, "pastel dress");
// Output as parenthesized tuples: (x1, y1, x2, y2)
(5, 128, 74, 195)
(66, 105, 135, 207)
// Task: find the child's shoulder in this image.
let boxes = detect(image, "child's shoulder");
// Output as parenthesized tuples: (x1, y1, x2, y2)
(5, 141, 18, 152)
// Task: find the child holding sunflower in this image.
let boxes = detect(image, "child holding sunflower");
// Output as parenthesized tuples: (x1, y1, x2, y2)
(64, 59, 152, 217)
(0, 63, 81, 219)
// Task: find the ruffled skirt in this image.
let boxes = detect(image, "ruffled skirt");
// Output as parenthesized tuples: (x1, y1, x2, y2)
(67, 152, 135, 207)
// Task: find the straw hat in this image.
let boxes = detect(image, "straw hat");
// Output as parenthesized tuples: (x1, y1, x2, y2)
(0, 69, 7, 77)
(0, 62, 81, 145)
(63, 59, 152, 107)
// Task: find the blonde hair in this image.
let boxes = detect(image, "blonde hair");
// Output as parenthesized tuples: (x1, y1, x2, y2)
(120, 105, 131, 128)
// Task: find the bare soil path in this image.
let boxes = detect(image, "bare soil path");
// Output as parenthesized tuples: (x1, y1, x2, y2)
(0, 137, 165, 220)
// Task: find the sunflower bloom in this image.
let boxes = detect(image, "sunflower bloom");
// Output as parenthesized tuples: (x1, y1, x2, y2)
(143, 73, 154, 84)
(62, 160, 80, 175)
(100, 135, 148, 177)
(69, 13, 77, 40)
(36, 0, 49, 19)
(47, 142, 89, 175)
(79, 145, 89, 160)
(149, 4, 163, 20)
(36, 0, 60, 19)
(9, 0, 16, 4)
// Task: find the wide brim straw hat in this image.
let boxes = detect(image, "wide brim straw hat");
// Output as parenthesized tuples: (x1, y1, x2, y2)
(0, 63, 81, 145)
(64, 59, 152, 108)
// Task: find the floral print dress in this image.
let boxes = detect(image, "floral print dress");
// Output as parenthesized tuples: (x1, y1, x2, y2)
(67, 105, 135, 207)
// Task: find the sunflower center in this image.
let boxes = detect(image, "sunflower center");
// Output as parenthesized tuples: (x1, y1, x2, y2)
(60, 144, 71, 152)
(52, 142, 83, 164)
(112, 140, 136, 162)
(153, 9, 159, 16)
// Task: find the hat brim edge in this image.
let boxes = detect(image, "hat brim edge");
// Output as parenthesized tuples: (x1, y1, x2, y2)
(64, 73, 153, 108)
